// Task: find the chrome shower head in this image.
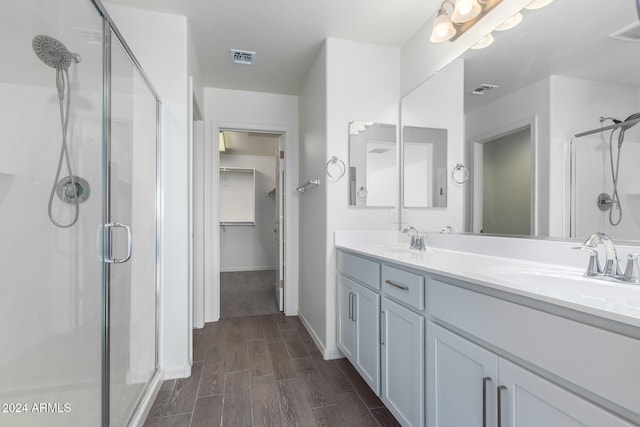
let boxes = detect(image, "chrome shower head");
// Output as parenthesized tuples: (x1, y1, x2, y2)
(32, 35, 74, 70)
(622, 112, 640, 130)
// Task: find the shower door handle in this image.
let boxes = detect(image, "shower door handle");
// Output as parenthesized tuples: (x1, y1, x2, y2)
(105, 222, 132, 264)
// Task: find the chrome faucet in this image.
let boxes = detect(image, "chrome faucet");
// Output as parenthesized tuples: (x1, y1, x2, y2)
(403, 226, 426, 251)
(576, 233, 623, 279)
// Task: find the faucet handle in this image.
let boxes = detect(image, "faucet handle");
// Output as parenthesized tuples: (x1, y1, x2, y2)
(623, 253, 640, 283)
(572, 246, 602, 276)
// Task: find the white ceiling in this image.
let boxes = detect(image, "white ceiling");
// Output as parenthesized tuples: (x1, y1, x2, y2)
(105, 0, 440, 95)
(462, 0, 640, 112)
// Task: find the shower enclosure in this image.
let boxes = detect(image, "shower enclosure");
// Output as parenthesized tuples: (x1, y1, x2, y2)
(0, 1, 160, 426)
(572, 112, 640, 241)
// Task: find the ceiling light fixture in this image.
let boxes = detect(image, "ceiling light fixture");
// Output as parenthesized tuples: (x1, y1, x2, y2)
(430, 0, 504, 43)
(495, 12, 523, 31)
(471, 33, 495, 49)
(524, 0, 554, 10)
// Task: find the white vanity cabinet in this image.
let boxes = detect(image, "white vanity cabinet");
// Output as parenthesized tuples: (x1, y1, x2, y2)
(380, 265, 425, 427)
(427, 322, 634, 427)
(337, 252, 381, 394)
(427, 278, 638, 427)
(381, 296, 424, 427)
(427, 321, 498, 427)
(497, 358, 633, 427)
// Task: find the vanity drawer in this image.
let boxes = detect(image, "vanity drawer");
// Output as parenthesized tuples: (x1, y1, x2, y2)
(381, 264, 424, 310)
(337, 251, 380, 290)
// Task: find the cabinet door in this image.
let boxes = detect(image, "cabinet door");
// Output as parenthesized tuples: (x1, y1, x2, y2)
(337, 275, 357, 361)
(427, 322, 498, 427)
(381, 297, 425, 427)
(355, 283, 380, 394)
(498, 359, 634, 427)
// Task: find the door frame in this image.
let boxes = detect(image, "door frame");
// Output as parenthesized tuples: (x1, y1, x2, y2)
(205, 122, 297, 321)
(469, 116, 537, 235)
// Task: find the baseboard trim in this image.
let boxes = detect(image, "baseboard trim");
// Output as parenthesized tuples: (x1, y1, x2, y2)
(220, 266, 276, 272)
(298, 313, 345, 361)
(163, 364, 192, 380)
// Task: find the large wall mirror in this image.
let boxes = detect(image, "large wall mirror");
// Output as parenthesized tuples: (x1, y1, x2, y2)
(403, 0, 640, 241)
(348, 121, 397, 208)
(403, 126, 447, 208)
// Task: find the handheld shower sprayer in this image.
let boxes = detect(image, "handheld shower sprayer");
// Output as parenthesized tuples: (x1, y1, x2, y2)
(598, 112, 640, 226)
(32, 35, 88, 228)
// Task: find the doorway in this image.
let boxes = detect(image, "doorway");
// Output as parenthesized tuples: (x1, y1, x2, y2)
(217, 130, 284, 318)
(472, 125, 535, 235)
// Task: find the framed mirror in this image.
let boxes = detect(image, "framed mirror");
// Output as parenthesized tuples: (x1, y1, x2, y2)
(348, 121, 397, 207)
(402, 126, 448, 208)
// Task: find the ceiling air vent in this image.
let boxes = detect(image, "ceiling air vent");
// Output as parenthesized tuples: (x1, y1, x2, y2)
(230, 49, 255, 65)
(471, 84, 498, 95)
(609, 21, 640, 42)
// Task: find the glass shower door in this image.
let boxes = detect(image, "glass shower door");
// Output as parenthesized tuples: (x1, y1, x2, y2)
(107, 29, 159, 426)
(0, 1, 105, 425)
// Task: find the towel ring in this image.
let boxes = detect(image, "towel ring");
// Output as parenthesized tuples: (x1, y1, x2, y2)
(452, 163, 469, 184)
(357, 186, 368, 199)
(326, 156, 346, 179)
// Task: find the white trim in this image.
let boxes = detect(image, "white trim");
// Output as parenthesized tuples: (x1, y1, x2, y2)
(220, 266, 277, 272)
(128, 370, 164, 427)
(298, 312, 344, 361)
(163, 365, 192, 380)
(469, 116, 537, 235)
(207, 121, 299, 321)
(187, 77, 194, 364)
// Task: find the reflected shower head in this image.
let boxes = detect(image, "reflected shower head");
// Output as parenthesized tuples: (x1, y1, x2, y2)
(32, 35, 74, 70)
(622, 112, 640, 130)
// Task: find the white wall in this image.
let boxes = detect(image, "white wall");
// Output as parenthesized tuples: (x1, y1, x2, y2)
(106, 4, 195, 379)
(219, 154, 277, 271)
(298, 42, 328, 355)
(298, 38, 401, 358)
(401, 59, 465, 233)
(204, 88, 299, 320)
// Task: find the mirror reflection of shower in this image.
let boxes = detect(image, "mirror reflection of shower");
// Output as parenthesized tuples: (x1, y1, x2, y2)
(32, 34, 90, 228)
(598, 113, 640, 226)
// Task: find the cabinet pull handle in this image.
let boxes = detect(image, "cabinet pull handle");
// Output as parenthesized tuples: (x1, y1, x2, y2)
(385, 280, 409, 291)
(483, 377, 492, 427)
(380, 310, 385, 345)
(497, 385, 507, 427)
(348, 292, 352, 320)
(352, 293, 357, 321)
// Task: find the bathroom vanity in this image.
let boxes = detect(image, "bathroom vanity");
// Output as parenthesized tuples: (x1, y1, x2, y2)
(335, 231, 640, 427)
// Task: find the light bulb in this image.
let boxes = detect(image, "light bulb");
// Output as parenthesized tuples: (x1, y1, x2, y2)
(430, 11, 456, 43)
(451, 0, 482, 23)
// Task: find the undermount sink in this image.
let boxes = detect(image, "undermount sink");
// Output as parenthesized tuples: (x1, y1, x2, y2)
(479, 268, 640, 316)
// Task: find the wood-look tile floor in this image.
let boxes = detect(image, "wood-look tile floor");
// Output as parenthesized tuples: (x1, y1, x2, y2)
(220, 271, 280, 319)
(144, 314, 400, 427)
